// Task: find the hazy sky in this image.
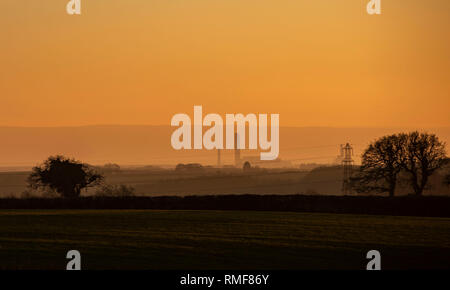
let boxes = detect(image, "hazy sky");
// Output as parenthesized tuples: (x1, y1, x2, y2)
(0, 0, 449, 127)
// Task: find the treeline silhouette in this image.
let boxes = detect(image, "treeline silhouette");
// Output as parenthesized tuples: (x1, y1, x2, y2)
(1, 195, 450, 217)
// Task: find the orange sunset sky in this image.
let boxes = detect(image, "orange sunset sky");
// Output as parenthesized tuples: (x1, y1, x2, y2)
(0, 0, 449, 128)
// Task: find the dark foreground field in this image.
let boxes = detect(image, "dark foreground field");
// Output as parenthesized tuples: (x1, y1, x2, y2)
(2, 195, 450, 217)
(0, 210, 449, 270)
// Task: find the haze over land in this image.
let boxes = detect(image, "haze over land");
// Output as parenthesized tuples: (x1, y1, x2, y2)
(0, 125, 449, 168)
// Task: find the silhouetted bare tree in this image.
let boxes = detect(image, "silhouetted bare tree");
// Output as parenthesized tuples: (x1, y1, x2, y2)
(401, 132, 447, 195)
(350, 134, 404, 196)
(28, 155, 103, 198)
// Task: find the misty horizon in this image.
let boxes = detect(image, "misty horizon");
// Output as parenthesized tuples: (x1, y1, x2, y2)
(1, 125, 449, 168)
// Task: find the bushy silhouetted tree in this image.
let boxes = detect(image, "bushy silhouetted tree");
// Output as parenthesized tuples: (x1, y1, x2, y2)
(401, 132, 447, 195)
(350, 134, 404, 196)
(28, 155, 103, 198)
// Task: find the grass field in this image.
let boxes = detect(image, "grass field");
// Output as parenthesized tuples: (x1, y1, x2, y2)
(0, 210, 449, 270)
